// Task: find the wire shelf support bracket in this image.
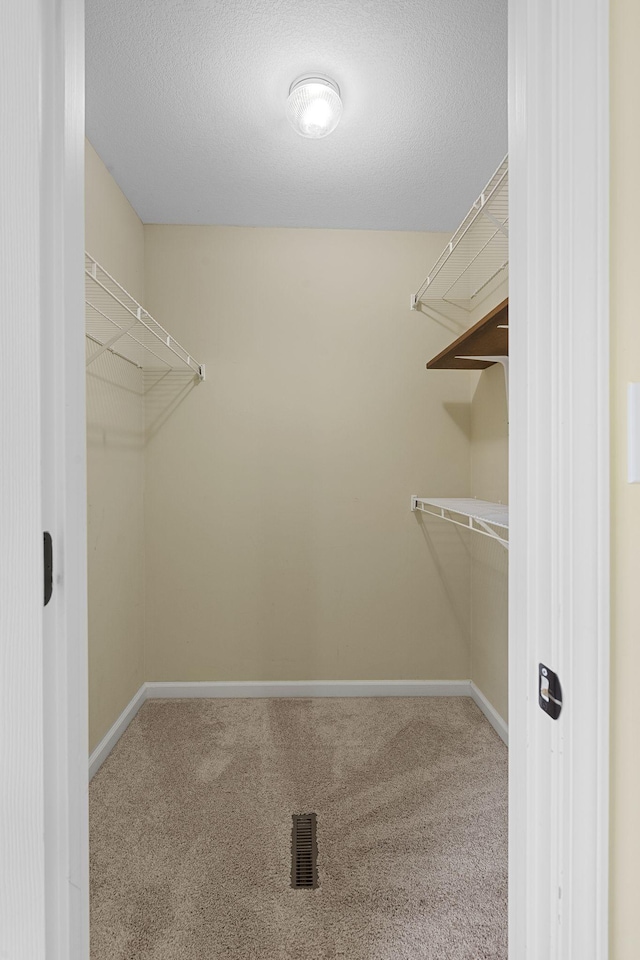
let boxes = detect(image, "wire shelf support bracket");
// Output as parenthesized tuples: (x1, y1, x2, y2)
(85, 254, 205, 381)
(411, 496, 509, 549)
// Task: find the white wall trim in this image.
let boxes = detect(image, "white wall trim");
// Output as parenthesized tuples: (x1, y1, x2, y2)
(509, 0, 610, 956)
(144, 679, 473, 699)
(41, 1, 88, 956)
(1, 5, 47, 955)
(88, 686, 147, 781)
(2, 1, 87, 958)
(89, 679, 508, 779)
(470, 682, 508, 746)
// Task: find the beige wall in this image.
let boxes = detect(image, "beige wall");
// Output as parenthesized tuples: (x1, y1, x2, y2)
(470, 363, 508, 722)
(469, 284, 509, 722)
(470, 363, 508, 505)
(610, 0, 640, 955)
(84, 144, 509, 735)
(85, 140, 146, 752)
(142, 225, 475, 682)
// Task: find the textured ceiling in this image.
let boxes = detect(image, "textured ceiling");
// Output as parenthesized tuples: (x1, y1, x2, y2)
(86, 0, 507, 231)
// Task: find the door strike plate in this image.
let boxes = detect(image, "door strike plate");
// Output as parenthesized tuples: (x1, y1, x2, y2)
(43, 531, 53, 607)
(539, 663, 562, 719)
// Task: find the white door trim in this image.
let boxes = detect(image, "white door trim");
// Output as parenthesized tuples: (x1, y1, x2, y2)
(1, 5, 47, 956)
(40, 0, 89, 957)
(509, 0, 610, 958)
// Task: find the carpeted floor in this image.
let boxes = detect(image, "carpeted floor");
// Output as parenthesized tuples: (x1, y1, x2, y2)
(90, 697, 508, 960)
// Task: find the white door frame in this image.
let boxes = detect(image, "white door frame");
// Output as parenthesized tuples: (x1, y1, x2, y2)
(1, 0, 609, 957)
(509, 0, 610, 957)
(1, 5, 48, 956)
(0, 1, 88, 958)
(41, 0, 89, 956)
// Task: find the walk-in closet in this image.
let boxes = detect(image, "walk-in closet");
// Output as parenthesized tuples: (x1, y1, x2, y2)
(85, 2, 509, 957)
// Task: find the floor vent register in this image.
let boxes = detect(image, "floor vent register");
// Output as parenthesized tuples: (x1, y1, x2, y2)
(291, 813, 319, 889)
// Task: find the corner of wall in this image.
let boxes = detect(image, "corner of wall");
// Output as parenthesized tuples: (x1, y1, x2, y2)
(468, 282, 509, 726)
(85, 138, 147, 753)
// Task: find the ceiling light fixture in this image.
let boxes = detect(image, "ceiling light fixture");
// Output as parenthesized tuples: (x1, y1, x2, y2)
(286, 76, 343, 139)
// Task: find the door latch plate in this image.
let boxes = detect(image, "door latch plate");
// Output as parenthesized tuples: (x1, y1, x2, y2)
(44, 532, 53, 606)
(539, 663, 562, 719)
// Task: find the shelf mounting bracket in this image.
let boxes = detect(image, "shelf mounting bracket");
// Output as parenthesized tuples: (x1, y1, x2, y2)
(456, 355, 509, 411)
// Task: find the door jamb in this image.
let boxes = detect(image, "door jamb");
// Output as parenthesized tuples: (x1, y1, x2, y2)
(41, 0, 89, 956)
(508, 0, 610, 957)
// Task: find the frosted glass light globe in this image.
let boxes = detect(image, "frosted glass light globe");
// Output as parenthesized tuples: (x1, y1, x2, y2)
(286, 77, 343, 139)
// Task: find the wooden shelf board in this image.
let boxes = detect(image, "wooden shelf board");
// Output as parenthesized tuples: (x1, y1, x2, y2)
(426, 298, 508, 370)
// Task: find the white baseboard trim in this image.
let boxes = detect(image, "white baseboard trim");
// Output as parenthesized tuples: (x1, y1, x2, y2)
(144, 679, 472, 699)
(88, 683, 147, 781)
(89, 679, 508, 777)
(469, 681, 508, 746)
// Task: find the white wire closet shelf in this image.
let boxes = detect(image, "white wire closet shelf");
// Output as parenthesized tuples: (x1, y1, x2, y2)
(85, 254, 205, 380)
(411, 497, 509, 549)
(412, 156, 508, 319)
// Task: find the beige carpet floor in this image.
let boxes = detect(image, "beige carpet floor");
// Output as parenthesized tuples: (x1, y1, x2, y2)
(90, 697, 508, 959)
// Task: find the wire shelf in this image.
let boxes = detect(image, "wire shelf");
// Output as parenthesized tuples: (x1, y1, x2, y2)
(411, 496, 509, 549)
(85, 254, 205, 380)
(413, 157, 508, 317)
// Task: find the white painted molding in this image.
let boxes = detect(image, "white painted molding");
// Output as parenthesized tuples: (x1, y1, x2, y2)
(144, 679, 473, 699)
(3, 0, 87, 957)
(1, 6, 46, 955)
(89, 685, 147, 781)
(470, 682, 508, 746)
(509, 0, 609, 955)
(38, 0, 88, 955)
